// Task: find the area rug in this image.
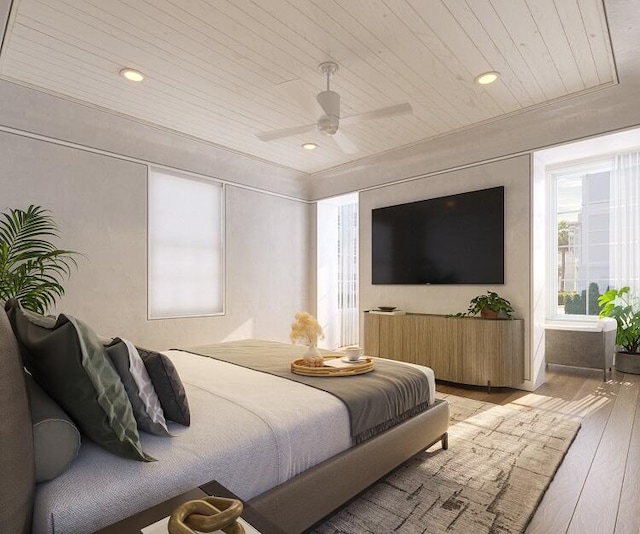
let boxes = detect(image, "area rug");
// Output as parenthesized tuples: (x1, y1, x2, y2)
(312, 393, 581, 534)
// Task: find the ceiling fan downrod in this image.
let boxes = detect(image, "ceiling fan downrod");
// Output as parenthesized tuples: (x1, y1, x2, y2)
(318, 61, 338, 90)
(317, 62, 340, 135)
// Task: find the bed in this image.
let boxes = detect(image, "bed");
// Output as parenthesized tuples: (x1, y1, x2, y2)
(0, 308, 449, 534)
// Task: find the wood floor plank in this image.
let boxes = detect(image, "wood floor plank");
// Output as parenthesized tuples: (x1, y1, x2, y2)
(567, 376, 639, 534)
(541, 364, 605, 401)
(614, 373, 640, 534)
(525, 376, 620, 534)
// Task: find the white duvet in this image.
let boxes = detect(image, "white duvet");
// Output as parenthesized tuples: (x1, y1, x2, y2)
(32, 350, 435, 534)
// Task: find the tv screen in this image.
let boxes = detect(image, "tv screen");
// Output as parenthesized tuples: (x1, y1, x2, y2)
(372, 186, 504, 285)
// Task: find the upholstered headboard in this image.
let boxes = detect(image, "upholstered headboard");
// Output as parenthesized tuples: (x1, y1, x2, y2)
(0, 306, 34, 534)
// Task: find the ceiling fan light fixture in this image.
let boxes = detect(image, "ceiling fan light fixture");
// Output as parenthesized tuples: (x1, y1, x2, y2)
(317, 115, 339, 135)
(119, 68, 145, 82)
(475, 71, 499, 85)
(302, 142, 317, 150)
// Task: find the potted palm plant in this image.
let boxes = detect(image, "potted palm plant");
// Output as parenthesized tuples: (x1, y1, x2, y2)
(0, 205, 79, 314)
(598, 287, 640, 374)
(451, 291, 515, 319)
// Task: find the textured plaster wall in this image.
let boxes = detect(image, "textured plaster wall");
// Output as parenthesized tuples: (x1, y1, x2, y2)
(0, 131, 310, 349)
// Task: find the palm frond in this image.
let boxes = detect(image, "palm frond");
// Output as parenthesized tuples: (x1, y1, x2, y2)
(0, 205, 80, 314)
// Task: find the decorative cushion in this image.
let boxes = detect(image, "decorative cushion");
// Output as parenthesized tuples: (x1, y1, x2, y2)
(0, 305, 34, 534)
(5, 301, 153, 462)
(138, 347, 191, 426)
(25, 373, 81, 482)
(106, 338, 170, 436)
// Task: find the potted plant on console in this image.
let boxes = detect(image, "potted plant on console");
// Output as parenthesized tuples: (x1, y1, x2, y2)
(450, 291, 515, 319)
(598, 287, 640, 374)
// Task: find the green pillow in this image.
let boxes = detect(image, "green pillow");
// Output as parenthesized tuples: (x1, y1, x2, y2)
(5, 301, 153, 462)
(25, 373, 81, 482)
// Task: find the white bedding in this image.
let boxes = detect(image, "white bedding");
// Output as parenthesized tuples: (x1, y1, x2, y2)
(32, 350, 436, 534)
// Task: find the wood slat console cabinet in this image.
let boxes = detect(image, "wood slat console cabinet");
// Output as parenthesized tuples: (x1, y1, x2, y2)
(364, 312, 524, 388)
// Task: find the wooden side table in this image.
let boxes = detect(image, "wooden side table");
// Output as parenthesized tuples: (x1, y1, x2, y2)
(93, 480, 286, 534)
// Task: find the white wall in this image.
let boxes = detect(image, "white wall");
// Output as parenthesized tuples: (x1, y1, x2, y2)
(0, 130, 310, 349)
(359, 155, 534, 389)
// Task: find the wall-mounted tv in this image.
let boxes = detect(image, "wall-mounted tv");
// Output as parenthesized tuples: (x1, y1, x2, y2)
(372, 186, 504, 285)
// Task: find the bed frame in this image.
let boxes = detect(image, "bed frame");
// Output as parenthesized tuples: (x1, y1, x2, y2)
(0, 300, 450, 534)
(248, 399, 449, 533)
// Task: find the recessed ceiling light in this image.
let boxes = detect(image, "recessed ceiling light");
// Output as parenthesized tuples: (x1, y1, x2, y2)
(302, 143, 317, 150)
(475, 71, 499, 85)
(119, 68, 144, 82)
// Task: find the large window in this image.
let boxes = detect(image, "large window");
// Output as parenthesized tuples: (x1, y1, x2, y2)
(317, 194, 359, 348)
(549, 151, 640, 318)
(148, 169, 224, 319)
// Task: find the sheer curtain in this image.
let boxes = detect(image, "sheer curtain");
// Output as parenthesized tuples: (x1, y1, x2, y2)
(316, 194, 359, 349)
(337, 202, 359, 346)
(610, 151, 640, 291)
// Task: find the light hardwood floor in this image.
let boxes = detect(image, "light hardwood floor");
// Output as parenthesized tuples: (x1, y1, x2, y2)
(437, 365, 640, 534)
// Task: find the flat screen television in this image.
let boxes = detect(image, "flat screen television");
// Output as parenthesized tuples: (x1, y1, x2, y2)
(372, 186, 504, 285)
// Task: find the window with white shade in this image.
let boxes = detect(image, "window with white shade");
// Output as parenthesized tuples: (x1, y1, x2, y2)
(148, 169, 224, 319)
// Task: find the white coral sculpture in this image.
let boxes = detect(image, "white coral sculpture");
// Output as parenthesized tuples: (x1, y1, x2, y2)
(290, 311, 325, 367)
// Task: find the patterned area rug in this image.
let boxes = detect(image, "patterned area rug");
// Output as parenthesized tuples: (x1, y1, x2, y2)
(312, 393, 581, 534)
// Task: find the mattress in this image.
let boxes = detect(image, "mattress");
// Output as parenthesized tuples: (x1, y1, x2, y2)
(32, 349, 436, 534)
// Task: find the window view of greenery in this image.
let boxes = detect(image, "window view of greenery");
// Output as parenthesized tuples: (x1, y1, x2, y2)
(555, 168, 611, 317)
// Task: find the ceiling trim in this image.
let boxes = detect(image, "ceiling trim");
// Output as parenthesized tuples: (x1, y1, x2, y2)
(0, 0, 13, 53)
(0, 121, 311, 204)
(0, 72, 314, 177)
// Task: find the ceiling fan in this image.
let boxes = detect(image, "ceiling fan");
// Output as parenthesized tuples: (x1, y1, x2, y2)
(255, 62, 413, 154)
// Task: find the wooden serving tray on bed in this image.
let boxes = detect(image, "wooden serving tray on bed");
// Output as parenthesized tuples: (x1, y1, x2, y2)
(291, 356, 374, 377)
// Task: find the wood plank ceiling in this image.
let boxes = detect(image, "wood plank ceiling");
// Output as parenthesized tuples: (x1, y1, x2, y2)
(0, 0, 616, 174)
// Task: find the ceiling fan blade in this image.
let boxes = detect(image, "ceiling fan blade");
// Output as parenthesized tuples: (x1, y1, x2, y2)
(341, 103, 413, 126)
(255, 123, 316, 142)
(332, 130, 359, 154)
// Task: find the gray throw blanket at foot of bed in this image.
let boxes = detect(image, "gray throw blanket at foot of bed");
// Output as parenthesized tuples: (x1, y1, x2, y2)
(181, 339, 431, 444)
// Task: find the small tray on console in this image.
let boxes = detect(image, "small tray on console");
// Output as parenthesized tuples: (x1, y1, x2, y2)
(291, 356, 374, 377)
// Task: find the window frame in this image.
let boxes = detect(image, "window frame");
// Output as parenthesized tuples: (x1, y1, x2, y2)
(546, 157, 613, 321)
(146, 166, 226, 320)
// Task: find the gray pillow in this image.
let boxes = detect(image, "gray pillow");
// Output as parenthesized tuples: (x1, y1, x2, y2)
(138, 347, 190, 426)
(5, 301, 153, 462)
(0, 305, 34, 534)
(25, 373, 81, 482)
(106, 338, 170, 436)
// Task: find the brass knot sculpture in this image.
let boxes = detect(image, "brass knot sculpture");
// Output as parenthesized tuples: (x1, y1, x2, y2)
(168, 496, 245, 534)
